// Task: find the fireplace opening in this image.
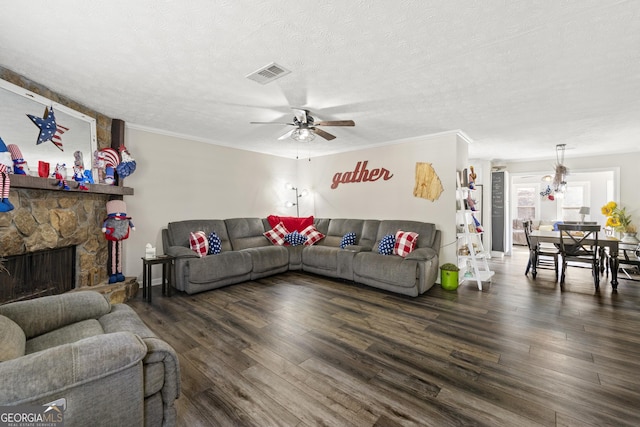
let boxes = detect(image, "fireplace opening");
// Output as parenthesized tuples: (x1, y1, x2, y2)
(0, 246, 76, 304)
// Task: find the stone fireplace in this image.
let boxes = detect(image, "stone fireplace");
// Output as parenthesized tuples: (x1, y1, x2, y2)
(0, 66, 137, 304)
(0, 188, 109, 294)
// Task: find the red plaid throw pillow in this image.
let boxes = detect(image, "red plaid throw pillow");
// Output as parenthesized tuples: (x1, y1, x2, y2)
(263, 221, 290, 245)
(394, 230, 419, 257)
(300, 225, 325, 246)
(189, 231, 209, 257)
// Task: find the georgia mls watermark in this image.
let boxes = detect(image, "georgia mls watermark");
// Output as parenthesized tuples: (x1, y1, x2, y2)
(0, 398, 65, 427)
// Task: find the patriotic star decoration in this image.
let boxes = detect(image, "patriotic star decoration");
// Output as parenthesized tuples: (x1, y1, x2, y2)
(26, 106, 68, 151)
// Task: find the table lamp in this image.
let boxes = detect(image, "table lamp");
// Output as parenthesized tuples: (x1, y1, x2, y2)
(579, 206, 590, 223)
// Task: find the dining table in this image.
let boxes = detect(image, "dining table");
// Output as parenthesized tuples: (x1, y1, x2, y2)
(528, 229, 624, 290)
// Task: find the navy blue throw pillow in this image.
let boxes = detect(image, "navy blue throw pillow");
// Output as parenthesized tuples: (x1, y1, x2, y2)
(378, 234, 396, 255)
(284, 231, 308, 246)
(340, 232, 356, 249)
(208, 231, 222, 255)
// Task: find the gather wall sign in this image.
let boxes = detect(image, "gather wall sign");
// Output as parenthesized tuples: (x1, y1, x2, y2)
(331, 160, 393, 189)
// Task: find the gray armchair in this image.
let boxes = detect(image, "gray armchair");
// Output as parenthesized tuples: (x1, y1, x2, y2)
(0, 291, 180, 427)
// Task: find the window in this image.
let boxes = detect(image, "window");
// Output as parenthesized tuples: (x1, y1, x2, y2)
(559, 182, 590, 221)
(515, 186, 537, 219)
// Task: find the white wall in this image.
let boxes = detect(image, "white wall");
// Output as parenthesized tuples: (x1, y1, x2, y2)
(122, 128, 467, 282)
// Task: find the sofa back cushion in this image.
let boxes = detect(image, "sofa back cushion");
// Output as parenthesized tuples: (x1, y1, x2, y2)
(0, 315, 25, 361)
(360, 220, 381, 250)
(0, 291, 111, 339)
(319, 219, 365, 247)
(166, 220, 233, 252)
(226, 218, 271, 250)
(373, 220, 437, 252)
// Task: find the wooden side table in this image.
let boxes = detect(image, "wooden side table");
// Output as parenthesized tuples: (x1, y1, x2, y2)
(141, 255, 175, 303)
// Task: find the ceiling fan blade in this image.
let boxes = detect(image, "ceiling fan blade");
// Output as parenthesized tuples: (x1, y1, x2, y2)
(314, 128, 336, 140)
(315, 120, 355, 127)
(278, 129, 295, 140)
(250, 121, 295, 125)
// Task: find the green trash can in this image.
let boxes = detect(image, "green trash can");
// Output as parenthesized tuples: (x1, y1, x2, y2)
(440, 263, 460, 291)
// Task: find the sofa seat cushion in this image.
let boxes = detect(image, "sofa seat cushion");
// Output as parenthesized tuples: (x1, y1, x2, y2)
(353, 252, 419, 288)
(242, 246, 289, 273)
(26, 319, 105, 354)
(302, 246, 340, 271)
(0, 315, 26, 361)
(187, 251, 252, 283)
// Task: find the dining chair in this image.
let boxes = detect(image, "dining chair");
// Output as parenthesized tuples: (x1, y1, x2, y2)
(562, 221, 607, 272)
(557, 223, 601, 289)
(524, 220, 559, 280)
(614, 243, 640, 281)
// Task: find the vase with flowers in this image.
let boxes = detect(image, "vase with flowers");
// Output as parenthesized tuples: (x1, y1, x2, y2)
(601, 201, 639, 243)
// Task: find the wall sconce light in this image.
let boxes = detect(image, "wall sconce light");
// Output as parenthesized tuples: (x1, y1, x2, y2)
(285, 183, 308, 216)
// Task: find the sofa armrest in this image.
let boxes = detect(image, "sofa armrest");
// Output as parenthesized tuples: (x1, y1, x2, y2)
(99, 304, 180, 400)
(0, 291, 111, 339)
(143, 337, 181, 402)
(165, 245, 198, 259)
(405, 247, 438, 261)
(0, 332, 146, 404)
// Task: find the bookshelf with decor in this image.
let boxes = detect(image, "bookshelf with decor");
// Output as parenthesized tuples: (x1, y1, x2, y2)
(456, 172, 494, 290)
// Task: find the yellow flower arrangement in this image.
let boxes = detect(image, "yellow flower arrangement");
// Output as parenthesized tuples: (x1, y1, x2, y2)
(601, 201, 636, 233)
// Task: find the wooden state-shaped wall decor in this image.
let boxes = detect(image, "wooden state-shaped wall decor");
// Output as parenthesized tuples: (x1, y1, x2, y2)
(413, 162, 444, 201)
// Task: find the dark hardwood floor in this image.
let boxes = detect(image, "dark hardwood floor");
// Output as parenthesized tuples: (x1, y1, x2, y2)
(128, 247, 640, 426)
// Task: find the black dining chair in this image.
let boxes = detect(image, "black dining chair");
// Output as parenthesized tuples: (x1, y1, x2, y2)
(557, 223, 601, 289)
(614, 243, 640, 281)
(524, 220, 559, 280)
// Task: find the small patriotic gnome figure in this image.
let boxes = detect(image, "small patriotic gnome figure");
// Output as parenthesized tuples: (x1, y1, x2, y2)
(73, 150, 89, 190)
(0, 138, 15, 212)
(102, 200, 135, 284)
(53, 163, 70, 190)
(8, 144, 28, 175)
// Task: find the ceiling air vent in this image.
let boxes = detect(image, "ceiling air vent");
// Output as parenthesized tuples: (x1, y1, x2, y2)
(245, 62, 291, 84)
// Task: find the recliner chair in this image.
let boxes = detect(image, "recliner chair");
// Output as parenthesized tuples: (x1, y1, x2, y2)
(0, 291, 180, 427)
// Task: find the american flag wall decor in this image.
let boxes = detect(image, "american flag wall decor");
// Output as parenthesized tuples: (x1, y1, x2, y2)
(26, 106, 68, 151)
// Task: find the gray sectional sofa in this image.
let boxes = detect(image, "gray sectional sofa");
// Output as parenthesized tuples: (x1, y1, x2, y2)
(162, 218, 441, 297)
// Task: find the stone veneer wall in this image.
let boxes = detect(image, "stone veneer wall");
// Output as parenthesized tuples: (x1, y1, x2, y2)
(0, 66, 114, 288)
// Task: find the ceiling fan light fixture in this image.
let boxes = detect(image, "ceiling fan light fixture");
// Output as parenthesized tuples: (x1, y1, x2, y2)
(290, 128, 315, 142)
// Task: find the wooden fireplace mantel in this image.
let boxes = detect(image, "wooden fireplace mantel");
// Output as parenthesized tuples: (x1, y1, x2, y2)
(11, 174, 134, 196)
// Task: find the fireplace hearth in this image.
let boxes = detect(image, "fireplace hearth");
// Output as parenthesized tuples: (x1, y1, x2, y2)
(0, 246, 76, 303)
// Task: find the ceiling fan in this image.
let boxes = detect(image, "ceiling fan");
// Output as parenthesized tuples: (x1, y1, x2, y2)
(250, 109, 355, 141)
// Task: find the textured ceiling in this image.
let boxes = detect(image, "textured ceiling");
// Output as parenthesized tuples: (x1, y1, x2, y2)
(1, 0, 639, 161)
